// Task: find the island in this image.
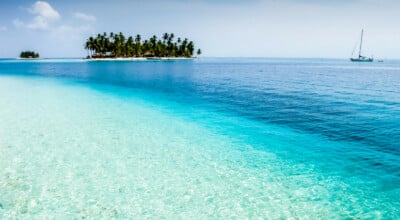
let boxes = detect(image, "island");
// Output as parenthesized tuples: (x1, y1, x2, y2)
(84, 32, 201, 60)
(20, 51, 40, 59)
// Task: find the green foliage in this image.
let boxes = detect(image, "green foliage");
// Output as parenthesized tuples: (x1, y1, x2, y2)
(20, 51, 39, 58)
(84, 32, 201, 58)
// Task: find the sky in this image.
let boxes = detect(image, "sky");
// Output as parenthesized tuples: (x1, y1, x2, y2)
(0, 0, 399, 58)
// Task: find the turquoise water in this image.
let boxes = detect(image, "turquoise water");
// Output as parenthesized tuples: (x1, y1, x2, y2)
(0, 58, 399, 218)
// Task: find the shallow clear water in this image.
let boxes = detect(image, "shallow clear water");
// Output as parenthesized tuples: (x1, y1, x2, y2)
(0, 58, 399, 218)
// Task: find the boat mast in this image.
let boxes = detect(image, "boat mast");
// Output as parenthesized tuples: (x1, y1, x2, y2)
(359, 29, 364, 58)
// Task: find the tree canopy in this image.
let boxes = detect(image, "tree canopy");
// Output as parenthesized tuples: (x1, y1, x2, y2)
(84, 32, 201, 58)
(20, 51, 39, 59)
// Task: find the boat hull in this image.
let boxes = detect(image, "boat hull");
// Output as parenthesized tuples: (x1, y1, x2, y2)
(350, 58, 373, 62)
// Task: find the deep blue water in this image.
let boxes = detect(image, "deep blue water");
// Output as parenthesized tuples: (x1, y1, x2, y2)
(2, 58, 399, 150)
(2, 58, 400, 172)
(0, 58, 399, 217)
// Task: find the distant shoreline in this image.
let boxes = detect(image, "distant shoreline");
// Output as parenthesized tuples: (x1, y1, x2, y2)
(85, 57, 195, 61)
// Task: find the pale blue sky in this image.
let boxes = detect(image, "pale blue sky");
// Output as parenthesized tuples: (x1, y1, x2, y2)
(0, 0, 399, 58)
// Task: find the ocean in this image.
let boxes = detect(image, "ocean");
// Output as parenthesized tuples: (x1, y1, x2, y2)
(0, 58, 399, 218)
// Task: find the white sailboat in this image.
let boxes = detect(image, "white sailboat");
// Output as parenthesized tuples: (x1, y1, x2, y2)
(350, 29, 373, 62)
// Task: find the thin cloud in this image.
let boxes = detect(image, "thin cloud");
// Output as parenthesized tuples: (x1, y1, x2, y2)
(29, 1, 60, 20)
(14, 1, 60, 30)
(13, 19, 24, 28)
(73, 12, 96, 22)
(0, 26, 7, 31)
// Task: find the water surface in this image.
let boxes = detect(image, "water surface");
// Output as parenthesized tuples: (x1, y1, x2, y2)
(0, 58, 399, 218)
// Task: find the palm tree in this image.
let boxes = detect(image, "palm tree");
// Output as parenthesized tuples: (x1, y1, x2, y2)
(135, 34, 142, 56)
(85, 36, 95, 58)
(163, 33, 169, 43)
(118, 32, 126, 56)
(166, 33, 175, 57)
(126, 36, 134, 57)
(149, 35, 158, 56)
(169, 33, 174, 42)
(187, 41, 194, 57)
(179, 38, 188, 57)
(142, 40, 151, 57)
